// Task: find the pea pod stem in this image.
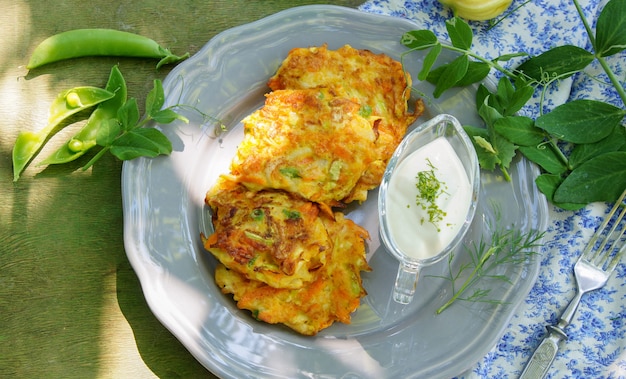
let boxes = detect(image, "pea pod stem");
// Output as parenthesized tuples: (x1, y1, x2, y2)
(27, 29, 189, 70)
(12, 86, 114, 181)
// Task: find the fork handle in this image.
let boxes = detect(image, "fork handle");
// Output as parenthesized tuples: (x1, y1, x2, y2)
(560, 290, 584, 326)
(519, 325, 568, 379)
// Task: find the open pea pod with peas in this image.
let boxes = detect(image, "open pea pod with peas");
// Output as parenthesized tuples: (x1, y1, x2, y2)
(14, 29, 191, 181)
(39, 65, 128, 166)
(12, 86, 115, 181)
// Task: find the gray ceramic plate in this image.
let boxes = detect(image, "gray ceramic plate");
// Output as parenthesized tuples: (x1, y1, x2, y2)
(121, 5, 549, 378)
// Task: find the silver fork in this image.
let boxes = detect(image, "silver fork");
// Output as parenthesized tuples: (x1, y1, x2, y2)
(519, 188, 626, 379)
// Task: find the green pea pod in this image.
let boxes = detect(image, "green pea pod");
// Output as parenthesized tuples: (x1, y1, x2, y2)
(27, 29, 190, 70)
(12, 86, 114, 181)
(40, 66, 128, 166)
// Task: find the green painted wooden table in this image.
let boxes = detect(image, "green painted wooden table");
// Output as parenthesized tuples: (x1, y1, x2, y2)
(0, 1, 360, 377)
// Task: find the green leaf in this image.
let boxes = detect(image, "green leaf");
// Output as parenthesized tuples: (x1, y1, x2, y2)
(516, 45, 595, 82)
(465, 126, 498, 171)
(425, 65, 444, 83)
(117, 98, 140, 131)
(446, 17, 473, 50)
(401, 30, 438, 50)
(419, 43, 442, 81)
(478, 98, 503, 127)
(468, 116, 517, 175)
(145, 79, 166, 116)
(535, 173, 560, 200)
(554, 151, 626, 204)
(568, 125, 626, 168)
(535, 99, 625, 143)
(474, 135, 497, 154)
(595, 0, 626, 57)
(497, 82, 534, 116)
(432, 55, 469, 98)
(490, 132, 517, 170)
(456, 61, 490, 86)
(493, 116, 544, 146)
(496, 76, 515, 99)
(427, 61, 488, 87)
(475, 84, 491, 113)
(487, 77, 534, 116)
(535, 174, 586, 210)
(518, 145, 568, 175)
(109, 128, 172, 160)
(96, 119, 122, 146)
(489, 77, 515, 113)
(151, 109, 189, 124)
(493, 52, 529, 62)
(509, 85, 534, 115)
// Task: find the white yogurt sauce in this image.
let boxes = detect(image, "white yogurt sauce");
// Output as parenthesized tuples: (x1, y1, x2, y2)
(386, 136, 472, 260)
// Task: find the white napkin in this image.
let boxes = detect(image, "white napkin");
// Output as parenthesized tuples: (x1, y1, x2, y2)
(359, 0, 626, 377)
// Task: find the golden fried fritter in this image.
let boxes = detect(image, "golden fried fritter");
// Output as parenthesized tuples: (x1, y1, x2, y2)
(267, 44, 424, 202)
(205, 177, 330, 289)
(230, 88, 377, 208)
(214, 212, 371, 336)
(203, 45, 421, 335)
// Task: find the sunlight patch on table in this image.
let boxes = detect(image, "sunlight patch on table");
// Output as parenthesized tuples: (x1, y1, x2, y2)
(0, 1, 29, 68)
(97, 271, 157, 379)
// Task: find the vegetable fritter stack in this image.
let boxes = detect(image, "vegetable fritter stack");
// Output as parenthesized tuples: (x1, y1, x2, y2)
(203, 44, 423, 335)
(268, 44, 425, 204)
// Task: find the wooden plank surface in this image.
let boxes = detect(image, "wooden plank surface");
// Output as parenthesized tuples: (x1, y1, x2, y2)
(0, 1, 360, 377)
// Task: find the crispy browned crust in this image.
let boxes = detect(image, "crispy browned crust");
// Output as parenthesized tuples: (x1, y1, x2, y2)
(214, 212, 370, 336)
(205, 177, 330, 289)
(267, 44, 423, 203)
(203, 44, 421, 335)
(230, 88, 376, 207)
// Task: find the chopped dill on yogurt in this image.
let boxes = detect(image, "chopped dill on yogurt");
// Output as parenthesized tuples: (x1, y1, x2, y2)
(414, 159, 448, 230)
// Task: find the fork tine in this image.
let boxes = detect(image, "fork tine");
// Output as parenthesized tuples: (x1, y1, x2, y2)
(606, 241, 626, 273)
(585, 188, 626, 269)
(596, 214, 626, 271)
(591, 195, 626, 259)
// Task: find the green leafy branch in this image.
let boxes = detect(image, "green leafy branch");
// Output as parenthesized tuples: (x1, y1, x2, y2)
(434, 215, 545, 314)
(401, 0, 626, 209)
(13, 65, 225, 180)
(81, 76, 187, 170)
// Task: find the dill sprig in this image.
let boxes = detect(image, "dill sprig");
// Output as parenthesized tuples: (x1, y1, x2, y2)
(435, 220, 545, 314)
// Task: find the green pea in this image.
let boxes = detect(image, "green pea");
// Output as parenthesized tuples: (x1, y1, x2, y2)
(67, 139, 85, 153)
(65, 92, 83, 108)
(27, 29, 189, 70)
(12, 86, 114, 181)
(40, 65, 127, 166)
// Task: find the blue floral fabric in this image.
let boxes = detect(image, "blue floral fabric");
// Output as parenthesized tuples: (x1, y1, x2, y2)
(358, 0, 626, 378)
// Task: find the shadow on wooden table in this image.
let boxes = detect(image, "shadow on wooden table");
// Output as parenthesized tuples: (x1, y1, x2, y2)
(2, 2, 363, 377)
(116, 260, 216, 378)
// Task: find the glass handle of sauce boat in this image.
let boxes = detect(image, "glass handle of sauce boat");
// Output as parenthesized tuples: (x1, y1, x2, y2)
(393, 263, 420, 304)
